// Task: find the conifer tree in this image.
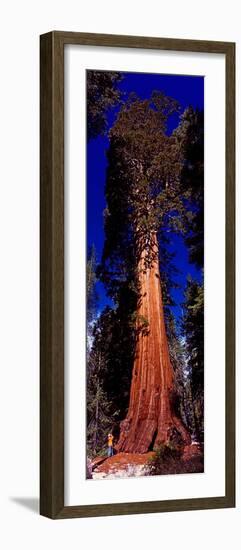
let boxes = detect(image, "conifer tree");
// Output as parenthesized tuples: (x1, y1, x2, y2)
(182, 277, 204, 441)
(176, 106, 204, 268)
(87, 70, 122, 139)
(87, 245, 98, 353)
(100, 93, 191, 452)
(177, 106, 204, 441)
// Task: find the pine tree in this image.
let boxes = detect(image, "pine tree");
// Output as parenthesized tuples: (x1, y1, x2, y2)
(182, 277, 204, 441)
(86, 245, 98, 353)
(87, 315, 113, 456)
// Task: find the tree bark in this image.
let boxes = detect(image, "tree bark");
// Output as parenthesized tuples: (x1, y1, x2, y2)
(116, 232, 190, 453)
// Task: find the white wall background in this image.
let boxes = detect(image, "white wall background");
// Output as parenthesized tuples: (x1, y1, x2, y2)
(0, 1, 240, 548)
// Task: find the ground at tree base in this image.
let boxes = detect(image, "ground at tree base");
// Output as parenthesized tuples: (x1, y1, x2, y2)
(90, 442, 203, 480)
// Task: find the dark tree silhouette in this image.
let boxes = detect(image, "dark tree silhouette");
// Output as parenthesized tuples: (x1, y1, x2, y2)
(87, 70, 122, 139)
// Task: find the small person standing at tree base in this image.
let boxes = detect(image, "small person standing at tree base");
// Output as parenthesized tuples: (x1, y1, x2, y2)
(107, 433, 114, 457)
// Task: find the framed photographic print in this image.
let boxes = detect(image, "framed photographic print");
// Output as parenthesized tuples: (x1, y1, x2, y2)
(40, 31, 235, 519)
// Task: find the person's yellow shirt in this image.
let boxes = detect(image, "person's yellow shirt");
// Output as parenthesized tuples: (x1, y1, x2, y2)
(108, 435, 113, 447)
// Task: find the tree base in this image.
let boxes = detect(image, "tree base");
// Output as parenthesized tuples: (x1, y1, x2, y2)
(116, 414, 191, 454)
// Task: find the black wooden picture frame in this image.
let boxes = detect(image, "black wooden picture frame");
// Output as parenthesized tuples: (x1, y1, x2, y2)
(40, 31, 235, 519)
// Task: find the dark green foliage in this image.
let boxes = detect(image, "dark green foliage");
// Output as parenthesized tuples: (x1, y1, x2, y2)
(100, 92, 190, 302)
(86, 247, 112, 456)
(87, 245, 98, 325)
(182, 276, 204, 441)
(87, 345, 112, 456)
(176, 107, 204, 268)
(107, 93, 187, 247)
(147, 441, 204, 476)
(152, 441, 183, 462)
(165, 309, 188, 424)
(93, 305, 135, 422)
(87, 302, 136, 455)
(148, 442, 183, 476)
(87, 378, 109, 454)
(182, 379, 197, 437)
(175, 107, 204, 439)
(159, 231, 180, 309)
(87, 70, 122, 139)
(86, 245, 99, 358)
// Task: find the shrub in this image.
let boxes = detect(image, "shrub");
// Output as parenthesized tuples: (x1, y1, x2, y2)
(147, 441, 203, 476)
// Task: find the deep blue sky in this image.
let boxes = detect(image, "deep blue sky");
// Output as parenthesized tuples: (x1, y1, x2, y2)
(87, 72, 204, 322)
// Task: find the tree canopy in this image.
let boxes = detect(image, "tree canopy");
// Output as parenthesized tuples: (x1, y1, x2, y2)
(87, 70, 122, 139)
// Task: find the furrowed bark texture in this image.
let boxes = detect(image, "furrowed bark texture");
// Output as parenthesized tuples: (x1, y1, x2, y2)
(116, 232, 190, 453)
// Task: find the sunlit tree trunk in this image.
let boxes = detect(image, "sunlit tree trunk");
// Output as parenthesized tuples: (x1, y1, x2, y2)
(116, 232, 190, 453)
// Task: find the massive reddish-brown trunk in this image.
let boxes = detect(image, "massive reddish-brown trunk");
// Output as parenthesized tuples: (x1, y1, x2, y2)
(116, 232, 190, 453)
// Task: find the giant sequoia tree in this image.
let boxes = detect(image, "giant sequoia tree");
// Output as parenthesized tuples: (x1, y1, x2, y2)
(100, 93, 191, 453)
